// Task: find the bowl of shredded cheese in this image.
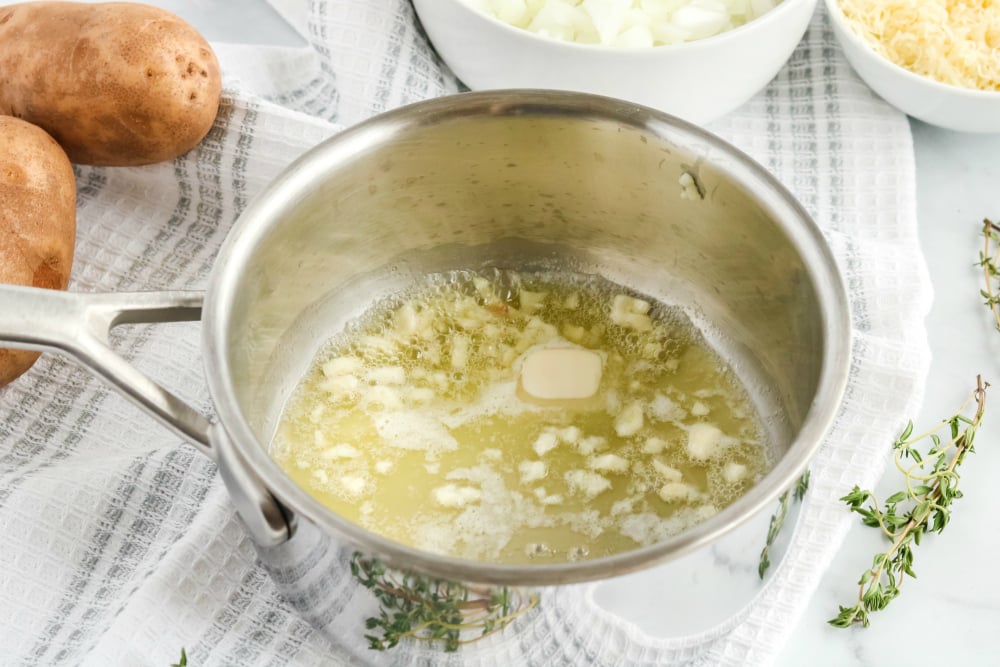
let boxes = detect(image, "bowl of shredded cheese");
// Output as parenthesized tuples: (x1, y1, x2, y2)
(826, 0, 1000, 132)
(412, 0, 818, 124)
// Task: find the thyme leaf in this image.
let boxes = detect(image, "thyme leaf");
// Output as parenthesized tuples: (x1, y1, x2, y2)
(170, 648, 187, 667)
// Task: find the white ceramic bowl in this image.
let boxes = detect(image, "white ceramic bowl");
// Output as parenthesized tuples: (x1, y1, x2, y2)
(412, 0, 818, 124)
(825, 0, 1000, 133)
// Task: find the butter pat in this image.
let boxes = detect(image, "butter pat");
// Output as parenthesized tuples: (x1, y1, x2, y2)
(519, 347, 603, 401)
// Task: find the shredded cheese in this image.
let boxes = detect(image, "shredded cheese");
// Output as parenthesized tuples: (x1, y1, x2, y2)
(838, 0, 1000, 91)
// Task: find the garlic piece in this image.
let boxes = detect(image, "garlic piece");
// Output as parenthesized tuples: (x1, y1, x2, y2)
(321, 443, 360, 459)
(610, 294, 653, 331)
(686, 422, 724, 460)
(451, 335, 470, 370)
(651, 458, 683, 482)
(691, 400, 711, 416)
(432, 484, 482, 508)
(519, 460, 548, 484)
(577, 435, 608, 455)
(589, 453, 630, 473)
(533, 430, 560, 457)
(615, 401, 645, 437)
(519, 289, 547, 313)
(642, 437, 666, 454)
(657, 481, 698, 503)
(722, 461, 748, 483)
(565, 469, 612, 498)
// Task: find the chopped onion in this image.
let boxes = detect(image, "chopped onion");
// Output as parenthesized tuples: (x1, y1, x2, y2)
(468, 0, 781, 46)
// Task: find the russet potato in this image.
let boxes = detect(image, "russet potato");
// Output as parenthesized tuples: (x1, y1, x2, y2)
(0, 116, 76, 386)
(0, 2, 222, 166)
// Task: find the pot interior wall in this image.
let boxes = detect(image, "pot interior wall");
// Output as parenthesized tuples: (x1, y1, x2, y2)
(223, 108, 824, 463)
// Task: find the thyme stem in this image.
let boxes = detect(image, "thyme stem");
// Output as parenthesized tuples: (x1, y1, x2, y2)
(757, 471, 810, 578)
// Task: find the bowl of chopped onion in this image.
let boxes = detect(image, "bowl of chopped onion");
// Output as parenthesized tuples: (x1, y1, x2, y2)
(412, 0, 818, 124)
(825, 0, 1000, 133)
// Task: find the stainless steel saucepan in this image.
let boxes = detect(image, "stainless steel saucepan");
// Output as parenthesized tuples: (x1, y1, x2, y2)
(0, 91, 850, 639)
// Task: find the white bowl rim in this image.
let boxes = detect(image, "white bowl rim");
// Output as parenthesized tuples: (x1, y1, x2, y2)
(422, 0, 818, 54)
(823, 0, 1000, 100)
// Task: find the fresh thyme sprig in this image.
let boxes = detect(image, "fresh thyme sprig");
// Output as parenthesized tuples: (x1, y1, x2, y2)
(758, 471, 810, 578)
(829, 376, 988, 628)
(351, 553, 539, 652)
(978, 218, 1000, 330)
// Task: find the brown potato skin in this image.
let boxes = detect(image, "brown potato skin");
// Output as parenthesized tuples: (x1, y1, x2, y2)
(0, 2, 222, 166)
(0, 116, 76, 386)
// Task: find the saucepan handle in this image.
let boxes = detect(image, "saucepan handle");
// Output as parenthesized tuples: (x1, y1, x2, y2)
(0, 285, 291, 546)
(0, 285, 211, 451)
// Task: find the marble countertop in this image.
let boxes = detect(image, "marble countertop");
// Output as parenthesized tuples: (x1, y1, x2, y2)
(95, 2, 1000, 664)
(777, 124, 1000, 667)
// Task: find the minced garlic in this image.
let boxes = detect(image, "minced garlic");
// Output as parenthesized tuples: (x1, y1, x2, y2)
(270, 269, 768, 564)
